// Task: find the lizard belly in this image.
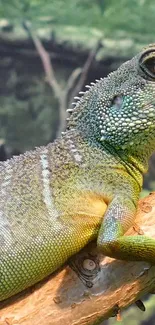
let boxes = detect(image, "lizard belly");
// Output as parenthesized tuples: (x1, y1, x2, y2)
(0, 194, 107, 301)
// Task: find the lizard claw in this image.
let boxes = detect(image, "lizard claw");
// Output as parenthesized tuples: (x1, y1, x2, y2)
(135, 300, 146, 311)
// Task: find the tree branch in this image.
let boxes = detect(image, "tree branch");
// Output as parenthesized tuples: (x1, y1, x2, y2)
(0, 193, 155, 324)
(22, 21, 67, 138)
(22, 22, 102, 138)
(68, 40, 103, 108)
(22, 21, 61, 99)
(65, 68, 82, 95)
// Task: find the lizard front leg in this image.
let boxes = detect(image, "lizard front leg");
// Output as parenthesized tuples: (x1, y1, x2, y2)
(97, 196, 155, 264)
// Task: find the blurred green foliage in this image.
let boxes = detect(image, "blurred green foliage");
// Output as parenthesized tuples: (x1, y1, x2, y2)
(0, 56, 60, 151)
(0, 0, 155, 158)
(0, 0, 155, 43)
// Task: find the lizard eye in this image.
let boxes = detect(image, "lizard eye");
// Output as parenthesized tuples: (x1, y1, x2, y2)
(139, 49, 155, 79)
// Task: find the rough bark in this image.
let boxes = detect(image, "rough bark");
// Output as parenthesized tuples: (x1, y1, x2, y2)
(1, 193, 155, 325)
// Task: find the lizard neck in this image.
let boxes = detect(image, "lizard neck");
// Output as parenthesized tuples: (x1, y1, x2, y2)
(62, 129, 144, 190)
(67, 128, 151, 191)
(117, 133, 155, 180)
(104, 132, 155, 190)
(112, 149, 146, 190)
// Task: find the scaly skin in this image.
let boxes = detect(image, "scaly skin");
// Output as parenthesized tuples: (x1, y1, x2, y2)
(1, 44, 155, 301)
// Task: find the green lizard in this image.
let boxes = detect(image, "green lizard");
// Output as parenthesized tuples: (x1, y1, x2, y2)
(0, 44, 155, 301)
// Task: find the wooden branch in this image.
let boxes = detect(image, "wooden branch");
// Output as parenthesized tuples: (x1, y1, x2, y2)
(23, 22, 61, 99)
(65, 68, 82, 95)
(68, 40, 102, 108)
(22, 21, 68, 138)
(0, 193, 155, 324)
(22, 23, 103, 138)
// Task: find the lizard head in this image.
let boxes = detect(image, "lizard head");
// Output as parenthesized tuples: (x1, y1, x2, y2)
(68, 44, 155, 159)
